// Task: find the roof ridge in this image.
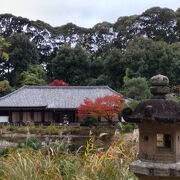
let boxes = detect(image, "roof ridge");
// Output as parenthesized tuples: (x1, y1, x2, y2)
(24, 85, 110, 89)
(0, 85, 27, 101)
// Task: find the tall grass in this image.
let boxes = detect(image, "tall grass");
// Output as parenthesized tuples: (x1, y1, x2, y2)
(0, 131, 138, 180)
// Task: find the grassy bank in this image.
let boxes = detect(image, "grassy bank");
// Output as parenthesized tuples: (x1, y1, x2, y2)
(0, 125, 117, 136)
(0, 131, 138, 180)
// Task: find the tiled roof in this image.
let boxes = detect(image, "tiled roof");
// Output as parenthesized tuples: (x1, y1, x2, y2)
(123, 99, 180, 123)
(0, 86, 120, 109)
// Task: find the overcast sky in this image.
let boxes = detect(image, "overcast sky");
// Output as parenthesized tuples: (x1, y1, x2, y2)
(0, 0, 180, 28)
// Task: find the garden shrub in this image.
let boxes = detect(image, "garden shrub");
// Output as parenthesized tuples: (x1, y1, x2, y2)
(127, 100, 140, 110)
(123, 77, 151, 100)
(18, 138, 42, 150)
(0, 148, 9, 157)
(118, 123, 135, 133)
(81, 116, 97, 126)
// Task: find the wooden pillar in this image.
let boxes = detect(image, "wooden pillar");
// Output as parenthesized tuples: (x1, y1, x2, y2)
(74, 110, 78, 122)
(9, 111, 12, 123)
(19, 111, 23, 124)
(30, 111, 34, 121)
(41, 111, 45, 124)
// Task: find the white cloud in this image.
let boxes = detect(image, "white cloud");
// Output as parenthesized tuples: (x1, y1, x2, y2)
(0, 0, 179, 27)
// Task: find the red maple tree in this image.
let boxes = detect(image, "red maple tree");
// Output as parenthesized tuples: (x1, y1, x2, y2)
(49, 79, 69, 86)
(78, 95, 125, 123)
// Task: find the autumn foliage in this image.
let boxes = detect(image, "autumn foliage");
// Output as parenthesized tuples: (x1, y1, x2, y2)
(78, 95, 125, 123)
(49, 79, 69, 86)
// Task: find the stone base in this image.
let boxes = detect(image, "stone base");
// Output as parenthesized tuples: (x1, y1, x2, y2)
(135, 174, 180, 180)
(130, 160, 180, 179)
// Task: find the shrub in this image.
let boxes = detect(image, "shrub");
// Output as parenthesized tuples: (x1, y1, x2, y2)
(18, 138, 42, 150)
(118, 123, 135, 133)
(127, 100, 140, 110)
(81, 116, 97, 126)
(123, 77, 151, 100)
(0, 148, 9, 157)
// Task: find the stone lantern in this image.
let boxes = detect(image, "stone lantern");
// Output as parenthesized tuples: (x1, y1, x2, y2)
(123, 74, 180, 180)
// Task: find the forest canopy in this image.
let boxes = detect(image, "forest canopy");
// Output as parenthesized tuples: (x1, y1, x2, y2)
(0, 6, 180, 95)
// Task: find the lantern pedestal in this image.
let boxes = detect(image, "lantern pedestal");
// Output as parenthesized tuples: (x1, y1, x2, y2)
(131, 160, 180, 180)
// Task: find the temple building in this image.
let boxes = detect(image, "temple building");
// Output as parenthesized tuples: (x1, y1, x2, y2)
(0, 85, 120, 124)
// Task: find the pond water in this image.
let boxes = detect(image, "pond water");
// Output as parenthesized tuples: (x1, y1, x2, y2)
(0, 130, 115, 152)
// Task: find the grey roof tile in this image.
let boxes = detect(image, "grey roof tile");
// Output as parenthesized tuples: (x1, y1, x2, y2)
(0, 86, 120, 109)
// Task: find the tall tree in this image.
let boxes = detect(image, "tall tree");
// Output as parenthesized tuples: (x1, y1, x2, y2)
(87, 75, 109, 86)
(52, 46, 90, 85)
(0, 36, 10, 61)
(124, 38, 180, 84)
(0, 36, 11, 80)
(0, 80, 11, 97)
(176, 8, 180, 42)
(7, 33, 40, 86)
(138, 7, 177, 42)
(89, 56, 104, 78)
(20, 65, 46, 86)
(103, 48, 125, 89)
